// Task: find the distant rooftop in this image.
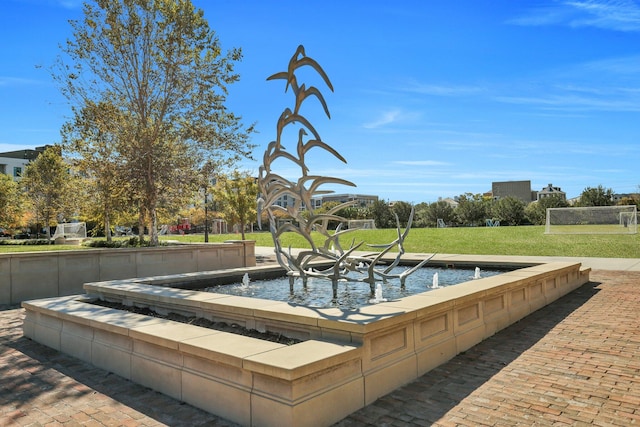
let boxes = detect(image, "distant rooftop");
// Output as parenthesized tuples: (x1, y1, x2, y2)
(0, 146, 49, 160)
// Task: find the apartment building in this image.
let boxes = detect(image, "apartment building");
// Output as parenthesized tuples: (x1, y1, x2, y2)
(0, 146, 49, 181)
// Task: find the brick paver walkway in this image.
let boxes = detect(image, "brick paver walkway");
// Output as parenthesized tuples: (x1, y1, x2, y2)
(337, 270, 640, 426)
(2, 270, 640, 426)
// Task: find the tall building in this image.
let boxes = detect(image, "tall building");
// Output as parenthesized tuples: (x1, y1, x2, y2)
(273, 193, 378, 211)
(314, 193, 378, 208)
(0, 146, 49, 181)
(491, 180, 536, 203)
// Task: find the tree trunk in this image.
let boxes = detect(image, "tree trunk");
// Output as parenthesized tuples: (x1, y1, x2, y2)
(149, 206, 159, 246)
(104, 209, 112, 243)
(138, 208, 145, 244)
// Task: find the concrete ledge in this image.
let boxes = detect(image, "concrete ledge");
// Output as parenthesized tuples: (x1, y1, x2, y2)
(23, 260, 591, 426)
(1, 241, 256, 304)
(22, 296, 361, 427)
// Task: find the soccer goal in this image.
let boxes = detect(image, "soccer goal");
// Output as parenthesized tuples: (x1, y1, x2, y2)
(545, 205, 637, 235)
(347, 219, 376, 229)
(52, 222, 87, 240)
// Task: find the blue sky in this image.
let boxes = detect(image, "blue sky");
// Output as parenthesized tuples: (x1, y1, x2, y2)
(1, 0, 639, 202)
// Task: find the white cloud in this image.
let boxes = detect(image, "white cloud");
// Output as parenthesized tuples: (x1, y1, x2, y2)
(495, 93, 640, 112)
(55, 0, 83, 9)
(0, 76, 42, 87)
(362, 110, 401, 129)
(581, 55, 640, 74)
(509, 0, 640, 32)
(392, 160, 451, 166)
(401, 82, 485, 97)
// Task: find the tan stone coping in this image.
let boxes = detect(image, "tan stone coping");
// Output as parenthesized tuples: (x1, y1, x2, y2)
(21, 259, 590, 426)
(83, 261, 586, 337)
(22, 295, 361, 382)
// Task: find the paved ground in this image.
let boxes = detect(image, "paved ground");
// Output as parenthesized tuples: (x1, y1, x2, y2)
(2, 269, 640, 426)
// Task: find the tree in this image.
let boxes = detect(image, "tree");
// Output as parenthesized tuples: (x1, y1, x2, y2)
(524, 195, 569, 225)
(55, 0, 255, 245)
(212, 171, 258, 240)
(391, 201, 413, 227)
(62, 101, 130, 242)
(21, 146, 73, 239)
(577, 185, 614, 207)
(312, 201, 344, 230)
(492, 196, 525, 226)
(617, 195, 640, 209)
(454, 193, 490, 227)
(0, 174, 23, 229)
(416, 201, 456, 228)
(370, 200, 394, 229)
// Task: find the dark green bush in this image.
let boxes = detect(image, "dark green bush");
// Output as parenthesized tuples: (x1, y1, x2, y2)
(0, 239, 51, 246)
(83, 237, 168, 248)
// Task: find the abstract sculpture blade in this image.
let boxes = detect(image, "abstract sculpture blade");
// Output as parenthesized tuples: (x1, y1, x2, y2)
(258, 45, 432, 300)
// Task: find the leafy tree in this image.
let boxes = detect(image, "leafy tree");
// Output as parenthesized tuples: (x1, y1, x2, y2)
(0, 174, 23, 229)
(413, 202, 430, 228)
(212, 171, 258, 240)
(524, 195, 569, 225)
(55, 0, 255, 245)
(391, 201, 413, 227)
(617, 195, 640, 209)
(335, 206, 360, 220)
(492, 196, 526, 226)
(62, 101, 131, 242)
(454, 193, 490, 227)
(312, 201, 345, 230)
(577, 185, 614, 207)
(370, 200, 394, 229)
(21, 146, 73, 239)
(416, 200, 456, 228)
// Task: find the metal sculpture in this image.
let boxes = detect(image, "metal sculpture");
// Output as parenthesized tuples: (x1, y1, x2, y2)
(258, 45, 431, 300)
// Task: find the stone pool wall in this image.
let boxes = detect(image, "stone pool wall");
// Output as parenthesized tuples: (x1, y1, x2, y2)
(22, 260, 590, 427)
(1, 240, 255, 305)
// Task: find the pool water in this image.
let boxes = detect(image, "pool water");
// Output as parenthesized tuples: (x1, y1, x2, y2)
(204, 266, 505, 310)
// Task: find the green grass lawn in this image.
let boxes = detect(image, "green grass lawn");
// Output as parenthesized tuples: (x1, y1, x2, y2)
(2, 225, 639, 258)
(161, 225, 640, 258)
(0, 242, 90, 253)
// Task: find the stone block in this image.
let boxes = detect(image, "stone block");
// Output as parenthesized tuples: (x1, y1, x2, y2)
(251, 376, 364, 427)
(363, 353, 416, 404)
(252, 357, 362, 404)
(509, 288, 532, 324)
(136, 249, 197, 277)
(483, 293, 509, 337)
(61, 320, 94, 363)
(528, 279, 546, 312)
(22, 310, 36, 339)
(98, 252, 137, 281)
(543, 277, 560, 303)
(11, 255, 59, 302)
(29, 311, 62, 351)
(415, 311, 453, 348)
(129, 319, 213, 350)
(183, 353, 253, 391)
(58, 254, 100, 296)
(0, 257, 10, 305)
(182, 369, 251, 426)
(416, 338, 457, 375)
(131, 341, 183, 400)
(180, 332, 283, 368)
(92, 329, 132, 379)
(245, 340, 361, 383)
(362, 324, 414, 372)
